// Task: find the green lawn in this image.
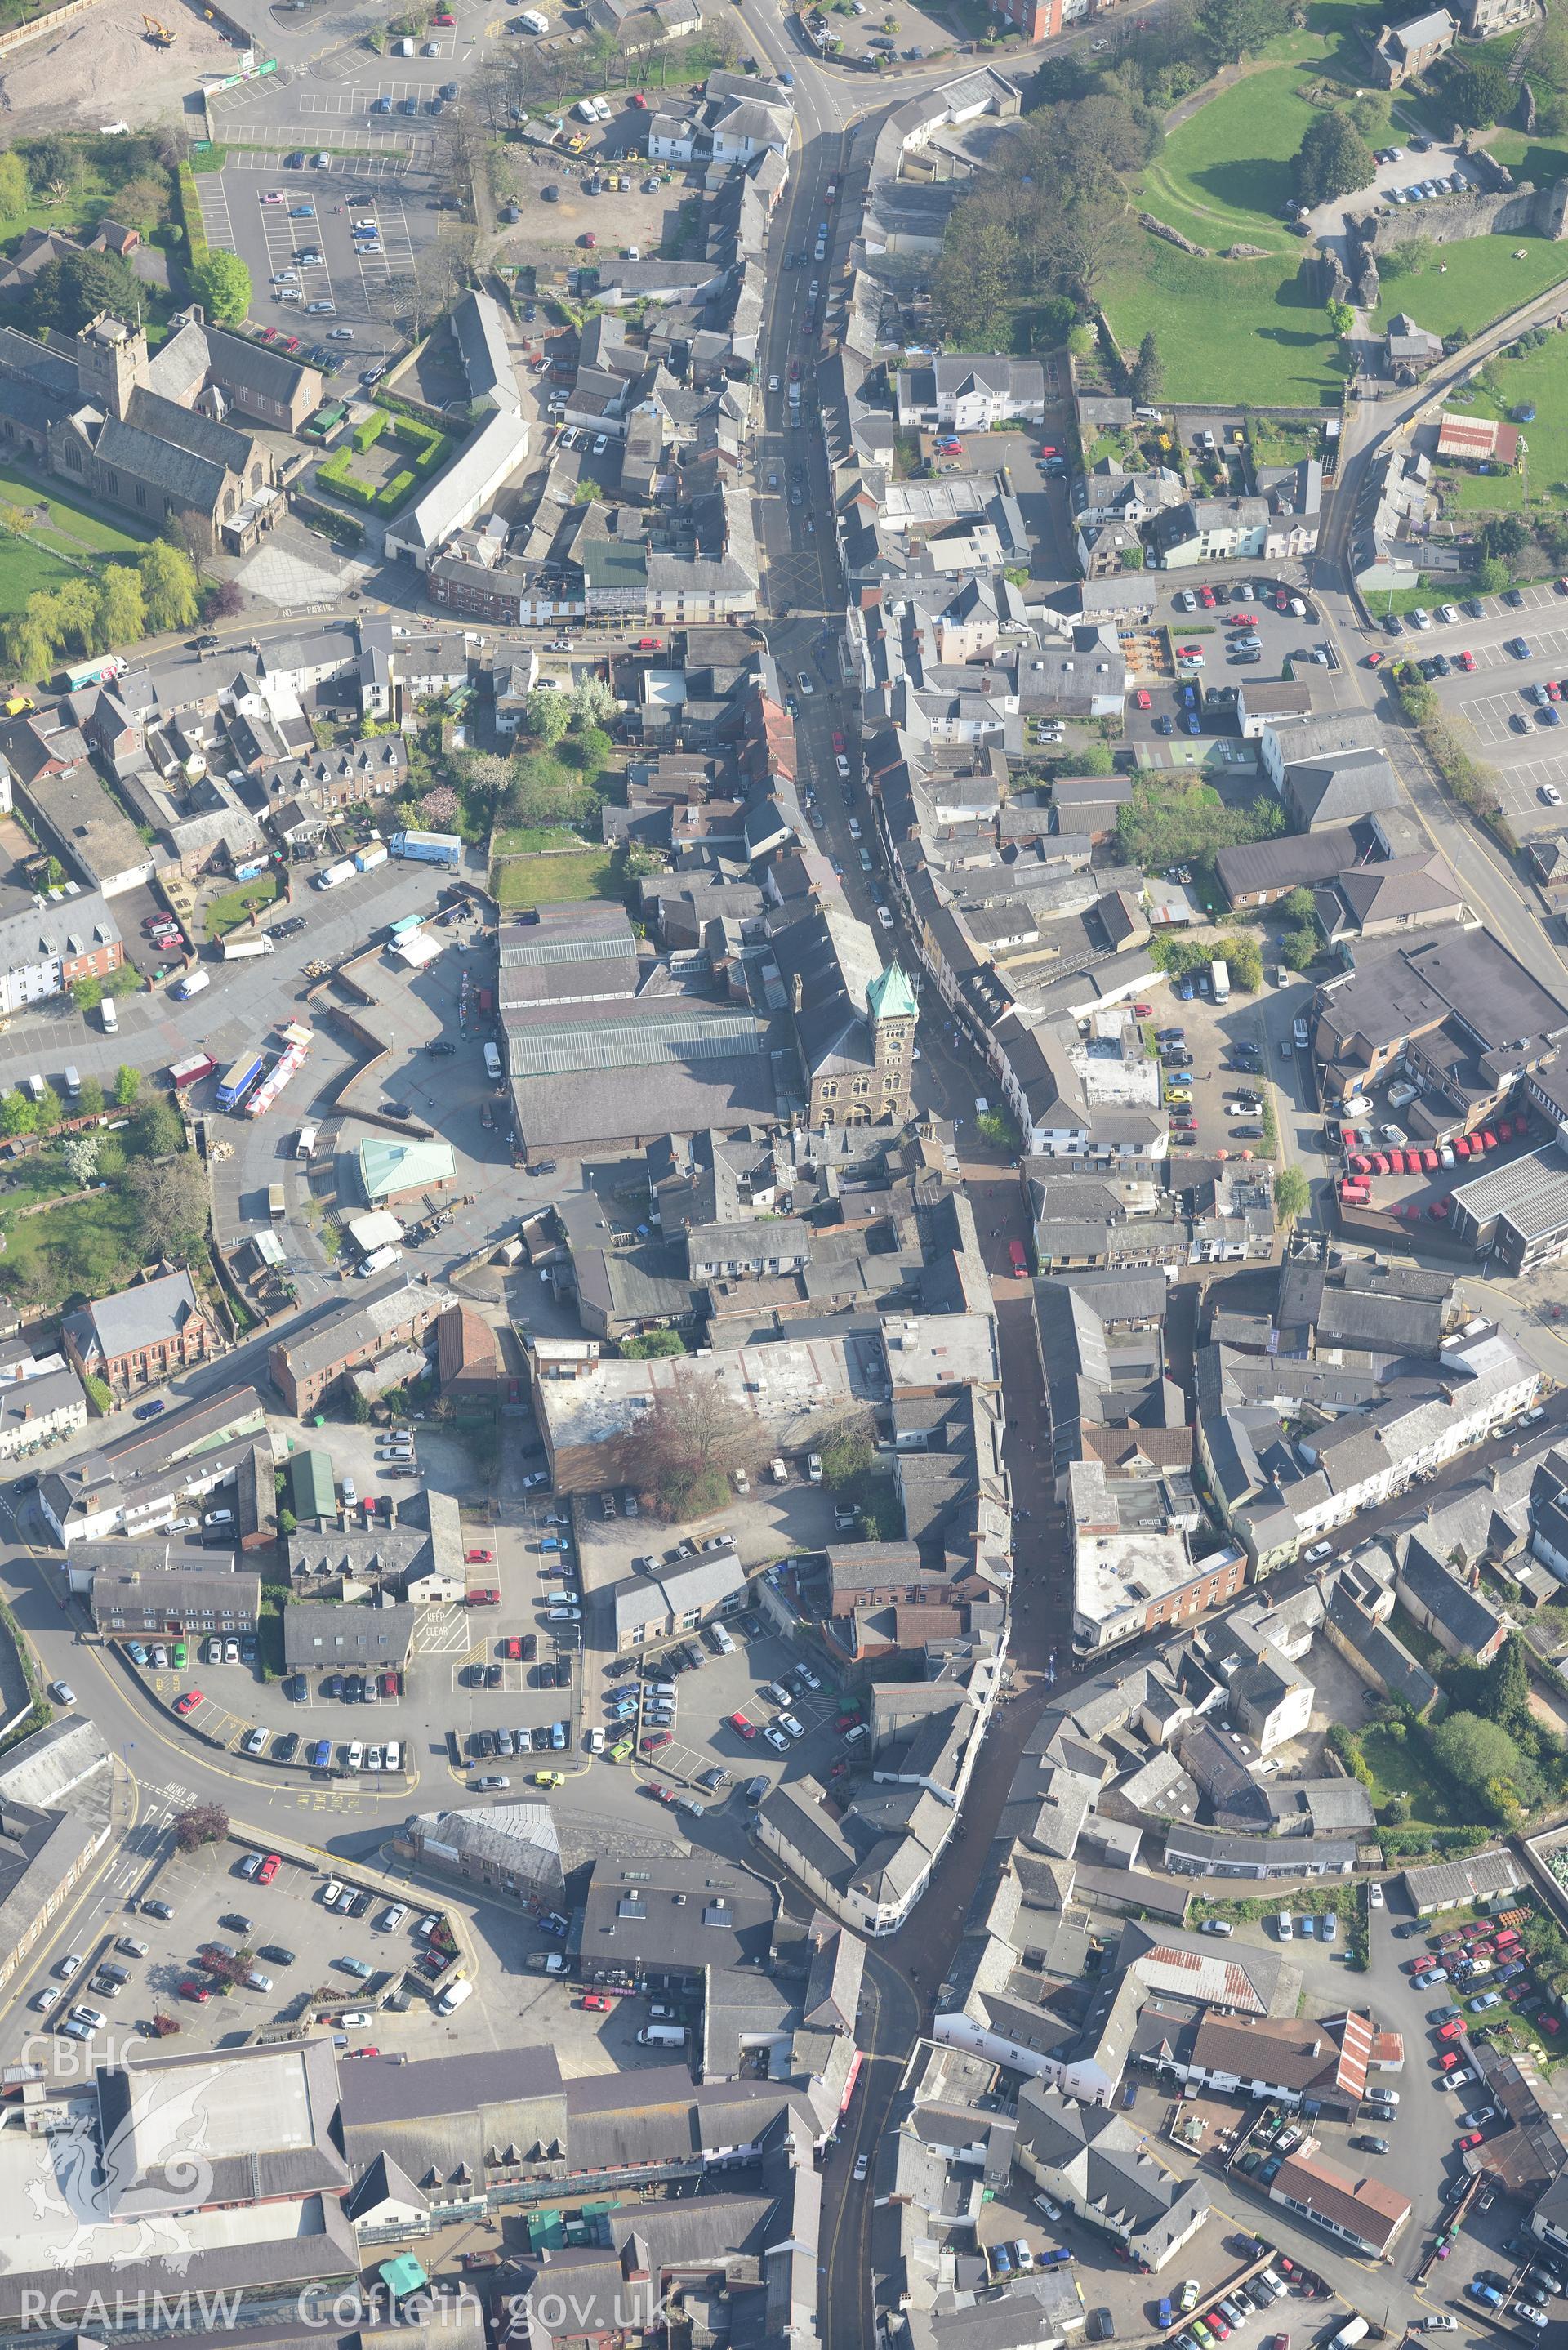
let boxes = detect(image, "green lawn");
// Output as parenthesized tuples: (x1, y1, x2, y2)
(0, 536, 83, 619)
(1140, 64, 1322, 258)
(1440, 327, 1568, 510)
(0, 1184, 145, 1314)
(1373, 236, 1568, 348)
(492, 849, 619, 907)
(0, 463, 151, 556)
(1357, 1724, 1458, 1826)
(205, 873, 282, 938)
(1103, 239, 1344, 406)
(491, 826, 597, 855)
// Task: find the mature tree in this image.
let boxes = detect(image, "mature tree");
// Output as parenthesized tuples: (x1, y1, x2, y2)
(1273, 1166, 1310, 1225)
(172, 1802, 229, 1852)
(127, 1155, 209, 1256)
(613, 1367, 763, 1519)
(189, 251, 252, 327)
(1428, 1710, 1535, 1820)
(2, 608, 52, 683)
(140, 542, 202, 632)
(1282, 925, 1320, 971)
(210, 578, 244, 620)
(1075, 740, 1116, 776)
(1279, 886, 1317, 927)
(931, 212, 1017, 349)
(1473, 554, 1510, 595)
(78, 1075, 105, 1118)
(1481, 514, 1530, 567)
(568, 677, 617, 729)
(100, 564, 147, 649)
(1486, 1632, 1534, 1737)
(0, 153, 26, 222)
(132, 1098, 185, 1158)
(1325, 297, 1356, 339)
(63, 1135, 100, 1185)
(1294, 110, 1376, 207)
(114, 1064, 142, 1108)
(0, 1090, 35, 1138)
(26, 134, 78, 200)
(528, 687, 570, 744)
(1195, 0, 1288, 65)
(569, 722, 613, 778)
(820, 1418, 876, 1488)
(33, 1084, 62, 1134)
(1447, 58, 1511, 128)
(1129, 330, 1164, 407)
(113, 172, 172, 234)
(25, 248, 143, 334)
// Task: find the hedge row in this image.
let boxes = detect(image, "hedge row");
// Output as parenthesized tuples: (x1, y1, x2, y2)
(315, 447, 420, 515)
(177, 163, 209, 265)
(351, 409, 390, 455)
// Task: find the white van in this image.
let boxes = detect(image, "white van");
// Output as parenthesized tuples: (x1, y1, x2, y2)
(296, 1123, 319, 1160)
(100, 997, 118, 1034)
(437, 1978, 474, 2015)
(345, 1742, 363, 1772)
(383, 1740, 402, 1772)
(1276, 1911, 1294, 1941)
(176, 970, 210, 1001)
(483, 1040, 503, 1082)
(359, 1244, 402, 1278)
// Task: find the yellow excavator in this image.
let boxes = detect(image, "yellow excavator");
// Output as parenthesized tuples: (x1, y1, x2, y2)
(142, 15, 177, 43)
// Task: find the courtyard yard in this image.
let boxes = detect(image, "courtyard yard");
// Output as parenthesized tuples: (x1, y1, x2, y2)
(0, 464, 151, 559)
(1437, 325, 1568, 516)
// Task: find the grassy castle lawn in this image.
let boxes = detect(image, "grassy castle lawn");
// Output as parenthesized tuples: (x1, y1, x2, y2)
(1106, 0, 1568, 405)
(1103, 239, 1344, 405)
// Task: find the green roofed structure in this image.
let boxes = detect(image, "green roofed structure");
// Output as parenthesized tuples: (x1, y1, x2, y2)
(378, 2258, 429, 2300)
(288, 1448, 336, 1524)
(867, 963, 918, 1022)
(357, 1136, 458, 1207)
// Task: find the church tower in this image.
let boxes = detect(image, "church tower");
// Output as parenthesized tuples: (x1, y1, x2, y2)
(866, 962, 918, 1123)
(75, 314, 149, 422)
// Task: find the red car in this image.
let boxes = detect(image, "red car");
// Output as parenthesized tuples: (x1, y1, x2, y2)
(830, 1759, 849, 1779)
(1226, 613, 1258, 627)
(581, 1992, 614, 2009)
(1455, 649, 1476, 670)
(503, 1636, 522, 1661)
(642, 1730, 672, 1752)
(788, 359, 802, 382)
(343, 2045, 381, 2059)
(1133, 1002, 1152, 1016)
(1437, 2019, 1463, 2040)
(255, 1853, 281, 1886)
(466, 1548, 494, 1564)
(1276, 587, 1290, 610)
(180, 1980, 209, 2003)
(466, 1587, 501, 1606)
(831, 731, 846, 754)
(627, 90, 647, 105)
(1548, 679, 1563, 702)
(1439, 2050, 1460, 2070)
(644, 1782, 670, 1800)
(175, 1690, 202, 1716)
(635, 636, 662, 651)
(835, 1711, 861, 1733)
(1364, 651, 1385, 669)
(1459, 2130, 1484, 2148)
(1197, 586, 1215, 608)
(1205, 2315, 1231, 2341)
(1039, 444, 1058, 457)
(1135, 689, 1152, 710)
(728, 1710, 757, 1740)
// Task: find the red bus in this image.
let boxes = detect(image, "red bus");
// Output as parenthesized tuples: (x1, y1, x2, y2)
(1007, 1240, 1028, 1279)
